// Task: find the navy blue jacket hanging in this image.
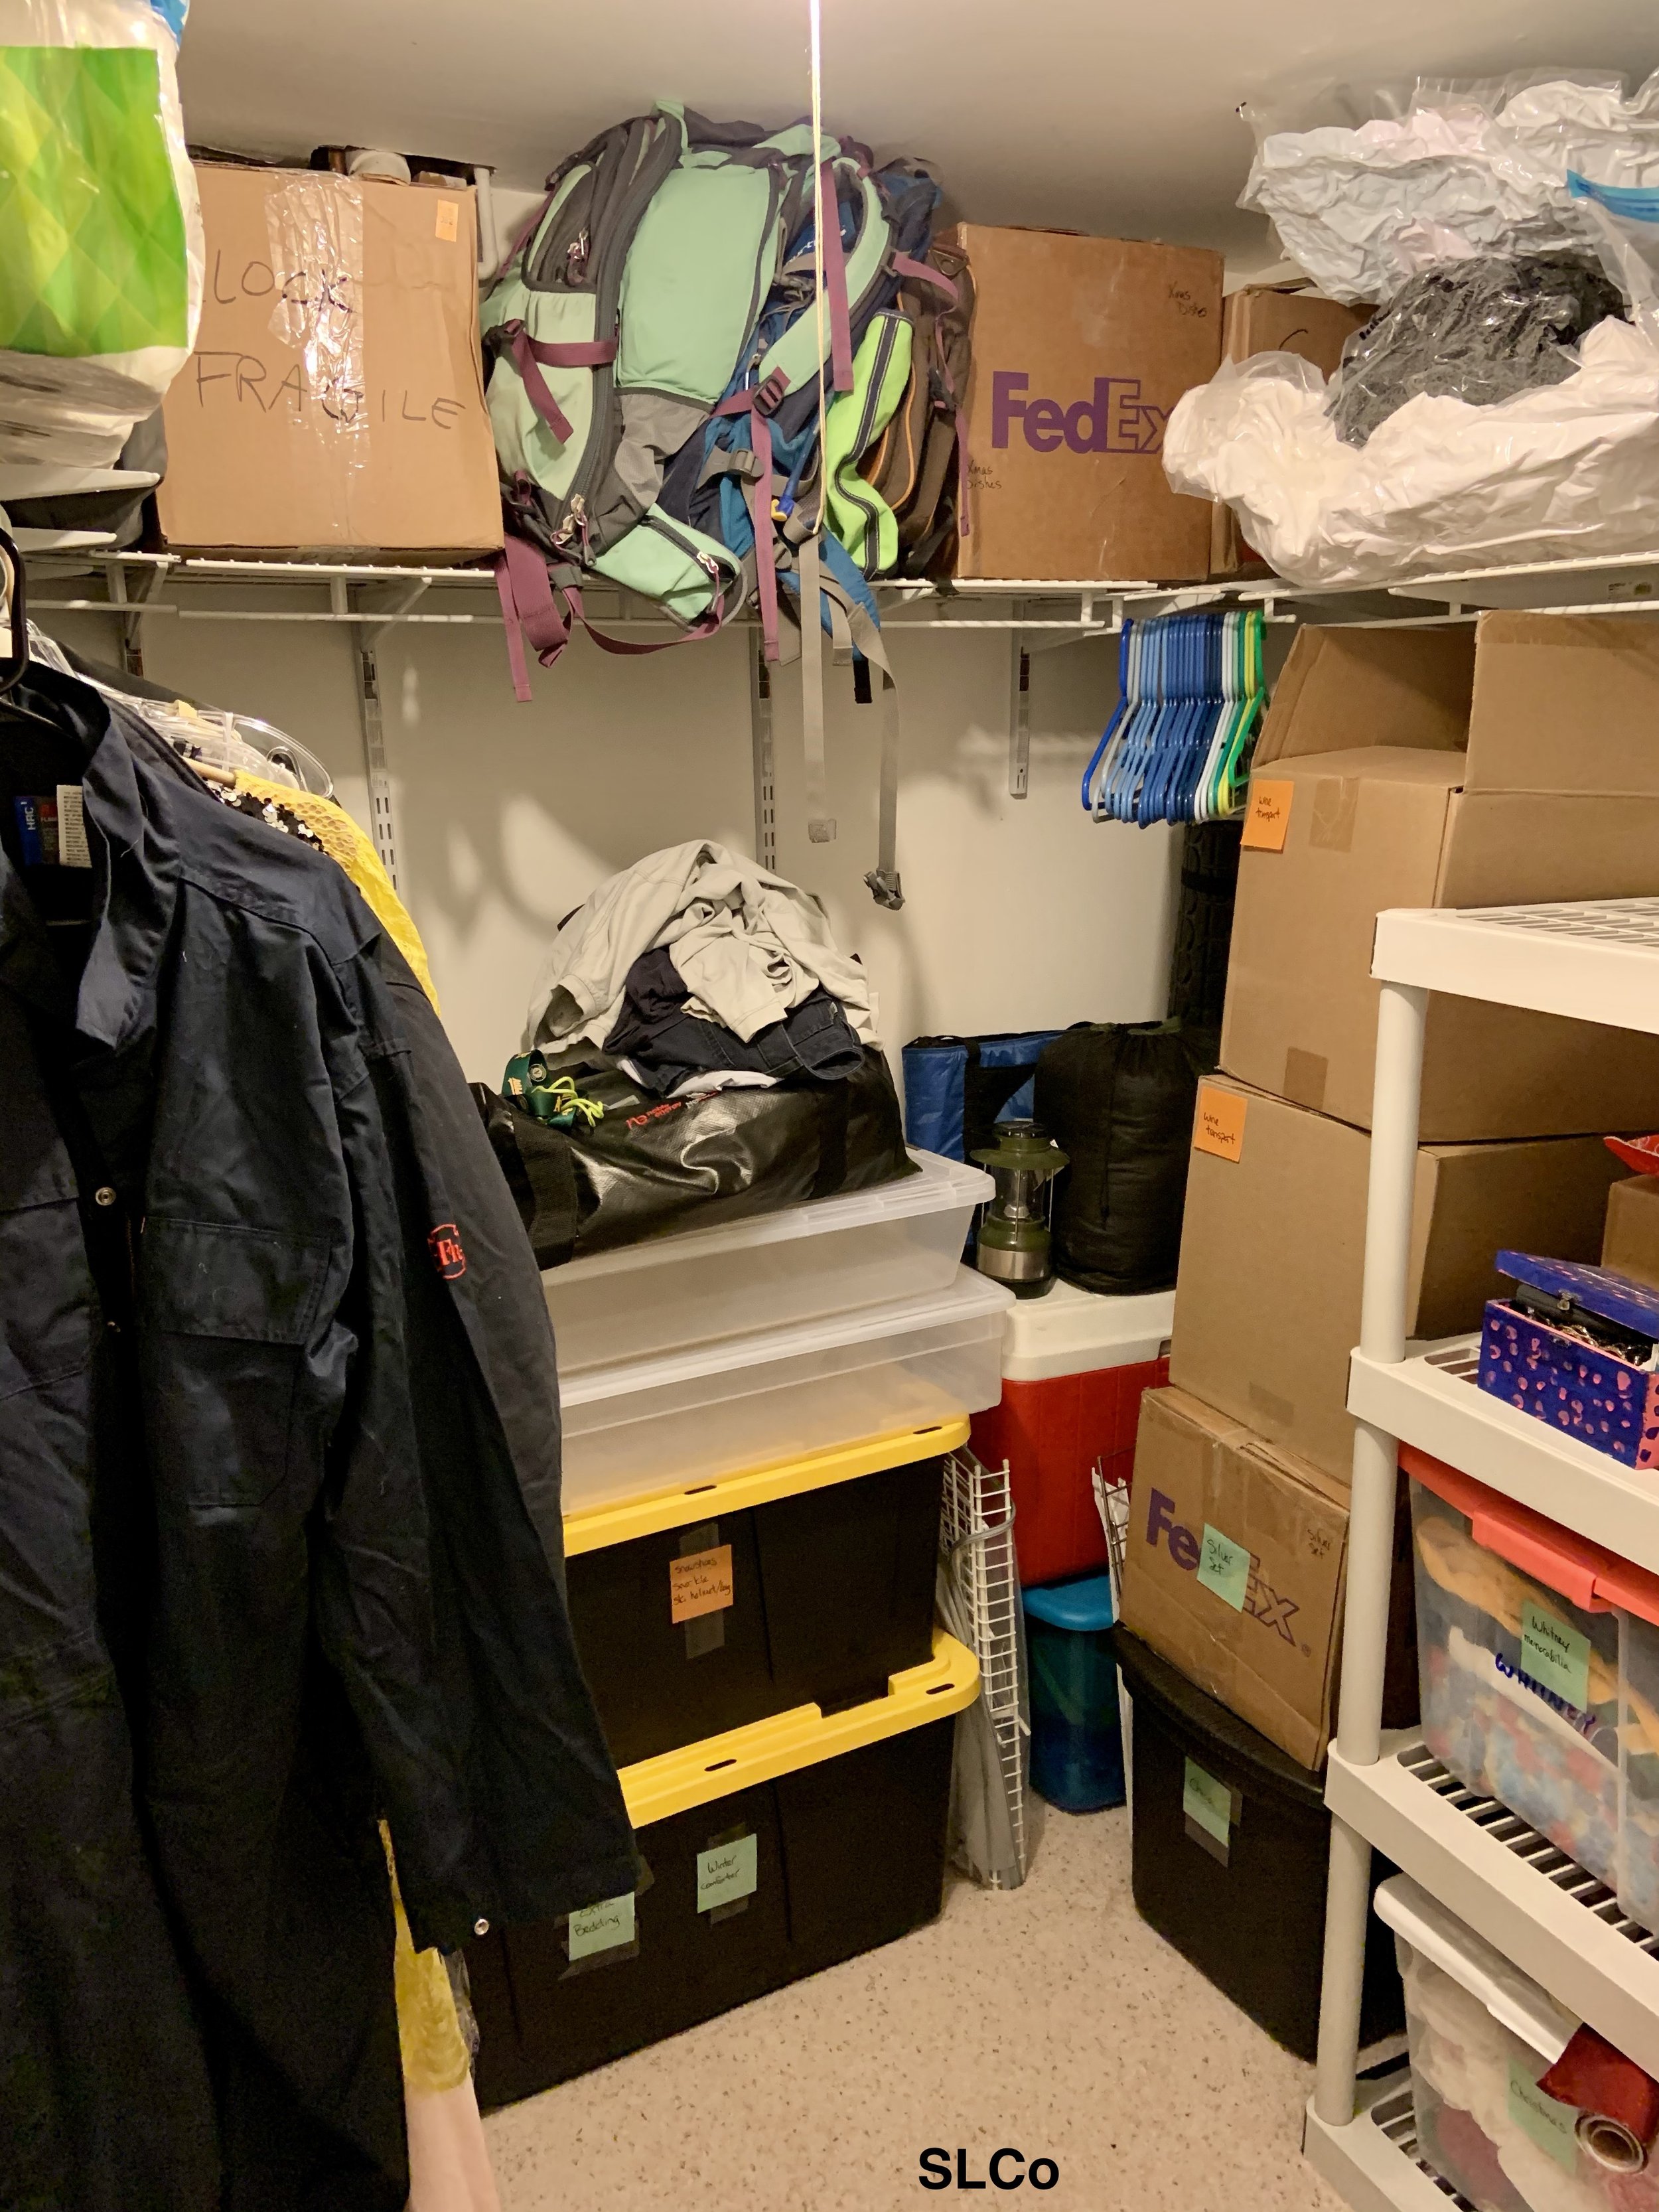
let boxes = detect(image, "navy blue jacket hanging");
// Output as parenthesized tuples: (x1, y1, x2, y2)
(0, 670, 634, 2212)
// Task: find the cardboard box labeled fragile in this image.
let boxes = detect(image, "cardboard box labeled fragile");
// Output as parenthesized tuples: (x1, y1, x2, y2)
(1223, 616, 1659, 1141)
(1604, 1175, 1659, 1293)
(1169, 1075, 1628, 1481)
(156, 165, 501, 555)
(952, 225, 1222, 582)
(1209, 286, 1370, 577)
(1119, 1386, 1346, 1767)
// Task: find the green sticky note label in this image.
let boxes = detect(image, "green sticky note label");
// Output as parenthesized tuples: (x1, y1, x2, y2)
(697, 1834, 758, 1914)
(1183, 1758, 1232, 1846)
(1521, 1597, 1591, 1710)
(1508, 2061, 1579, 2172)
(567, 1891, 634, 1961)
(1196, 1524, 1252, 1613)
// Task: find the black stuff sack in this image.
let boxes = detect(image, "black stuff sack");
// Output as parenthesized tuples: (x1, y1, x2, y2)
(472, 1048, 917, 1269)
(1034, 1020, 1218, 1296)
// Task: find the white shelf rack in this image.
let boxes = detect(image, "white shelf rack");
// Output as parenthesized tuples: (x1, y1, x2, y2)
(1372, 899, 1659, 1035)
(1312, 895, 1659, 2205)
(1347, 1339, 1659, 1577)
(27, 542, 1659, 638)
(1305, 2069, 1473, 2212)
(1329, 1737, 1659, 2075)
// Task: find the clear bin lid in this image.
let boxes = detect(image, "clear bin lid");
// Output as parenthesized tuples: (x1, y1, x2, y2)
(1375, 1876, 1576, 2063)
(1404, 1445, 1659, 1629)
(543, 1149, 992, 1288)
(559, 1266, 1013, 1408)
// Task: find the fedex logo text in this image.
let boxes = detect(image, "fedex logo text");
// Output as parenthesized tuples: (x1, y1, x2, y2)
(1144, 1489, 1300, 1644)
(991, 372, 1168, 455)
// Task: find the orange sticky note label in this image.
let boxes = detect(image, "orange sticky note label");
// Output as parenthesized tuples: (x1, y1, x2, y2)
(670, 1545, 734, 1625)
(434, 198, 460, 242)
(1242, 778, 1293, 851)
(1194, 1084, 1248, 1163)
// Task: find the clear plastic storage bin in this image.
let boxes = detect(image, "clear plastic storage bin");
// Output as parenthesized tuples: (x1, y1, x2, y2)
(1376, 1874, 1659, 2212)
(545, 1150, 993, 1373)
(1405, 1445, 1659, 1928)
(559, 1268, 1013, 1513)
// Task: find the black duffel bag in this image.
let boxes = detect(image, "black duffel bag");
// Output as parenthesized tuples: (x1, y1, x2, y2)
(1033, 1019, 1219, 1296)
(472, 1047, 917, 1269)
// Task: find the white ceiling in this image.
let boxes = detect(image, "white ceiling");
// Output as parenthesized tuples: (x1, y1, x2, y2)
(179, 0, 1658, 263)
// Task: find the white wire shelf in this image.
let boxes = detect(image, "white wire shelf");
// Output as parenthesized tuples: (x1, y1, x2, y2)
(1305, 2069, 1474, 2212)
(1372, 899, 1659, 1033)
(1347, 1338, 1659, 1576)
(25, 544, 1659, 635)
(1327, 1738, 1659, 2077)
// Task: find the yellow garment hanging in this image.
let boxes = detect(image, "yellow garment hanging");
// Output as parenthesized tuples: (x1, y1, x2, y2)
(381, 1826, 473, 2098)
(233, 771, 439, 1012)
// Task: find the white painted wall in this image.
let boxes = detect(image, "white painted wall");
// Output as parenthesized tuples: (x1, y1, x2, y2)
(51, 605, 1178, 1090)
(179, 0, 1659, 267)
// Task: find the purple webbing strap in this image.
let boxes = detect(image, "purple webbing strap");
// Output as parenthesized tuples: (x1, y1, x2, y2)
(496, 536, 728, 699)
(892, 252, 958, 305)
(504, 325, 618, 445)
(820, 165, 853, 394)
(749, 412, 780, 663)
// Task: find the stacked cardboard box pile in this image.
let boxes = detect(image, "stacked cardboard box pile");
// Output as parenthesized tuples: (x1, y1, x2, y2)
(1122, 615, 1659, 1767)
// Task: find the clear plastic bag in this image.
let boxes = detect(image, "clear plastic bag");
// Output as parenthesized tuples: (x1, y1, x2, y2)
(1327, 253, 1624, 445)
(1241, 70, 1659, 304)
(1163, 317, 1659, 589)
(1570, 171, 1659, 335)
(0, 0, 202, 465)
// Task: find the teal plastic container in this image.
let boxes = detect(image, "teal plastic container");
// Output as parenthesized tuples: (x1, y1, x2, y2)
(1024, 1576, 1125, 1812)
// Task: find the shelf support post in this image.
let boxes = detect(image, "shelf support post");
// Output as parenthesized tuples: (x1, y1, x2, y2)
(1313, 978, 1428, 2127)
(337, 576, 403, 890)
(1007, 599, 1031, 798)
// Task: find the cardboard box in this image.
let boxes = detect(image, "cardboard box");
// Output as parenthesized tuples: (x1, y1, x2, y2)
(952, 225, 1222, 582)
(1119, 1386, 1347, 1767)
(156, 165, 501, 555)
(1209, 287, 1370, 577)
(1604, 1175, 1659, 1292)
(1169, 1075, 1628, 1481)
(1222, 617, 1659, 1140)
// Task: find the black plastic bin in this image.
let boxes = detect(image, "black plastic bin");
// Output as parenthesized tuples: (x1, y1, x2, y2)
(563, 1428, 951, 1768)
(468, 1635, 978, 2106)
(1112, 1627, 1402, 2061)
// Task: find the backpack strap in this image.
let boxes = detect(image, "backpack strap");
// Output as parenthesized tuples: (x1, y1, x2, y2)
(495, 533, 727, 701)
(713, 367, 789, 664)
(490, 321, 620, 445)
(818, 163, 855, 394)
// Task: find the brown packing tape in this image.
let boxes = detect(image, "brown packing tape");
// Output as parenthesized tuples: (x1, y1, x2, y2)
(1282, 1048, 1329, 1112)
(1309, 777, 1360, 854)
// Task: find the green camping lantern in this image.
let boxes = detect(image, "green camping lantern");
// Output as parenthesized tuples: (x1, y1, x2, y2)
(970, 1121, 1068, 1299)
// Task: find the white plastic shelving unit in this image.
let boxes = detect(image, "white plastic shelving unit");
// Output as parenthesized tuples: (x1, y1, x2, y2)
(1309, 897, 1659, 2207)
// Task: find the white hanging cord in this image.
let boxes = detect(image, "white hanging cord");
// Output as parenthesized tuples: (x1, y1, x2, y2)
(802, 0, 835, 844)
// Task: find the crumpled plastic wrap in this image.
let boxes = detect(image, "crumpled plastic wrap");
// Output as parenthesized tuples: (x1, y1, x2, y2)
(0, 0, 202, 467)
(1327, 254, 1625, 445)
(1242, 72, 1659, 305)
(1163, 317, 1659, 589)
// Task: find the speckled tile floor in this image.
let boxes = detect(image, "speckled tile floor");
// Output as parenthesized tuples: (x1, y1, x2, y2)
(482, 1805, 1346, 2212)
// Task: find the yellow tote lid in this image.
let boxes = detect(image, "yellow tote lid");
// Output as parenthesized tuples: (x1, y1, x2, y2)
(563, 1418, 970, 1557)
(620, 1629, 979, 1828)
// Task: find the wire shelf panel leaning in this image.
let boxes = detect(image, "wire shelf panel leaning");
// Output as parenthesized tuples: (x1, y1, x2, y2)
(939, 1447, 1033, 1890)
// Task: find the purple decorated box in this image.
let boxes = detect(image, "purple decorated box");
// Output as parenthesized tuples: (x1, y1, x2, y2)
(1479, 1251, 1659, 1466)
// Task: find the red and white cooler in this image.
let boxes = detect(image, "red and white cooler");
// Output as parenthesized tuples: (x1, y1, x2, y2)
(971, 1281, 1174, 1587)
